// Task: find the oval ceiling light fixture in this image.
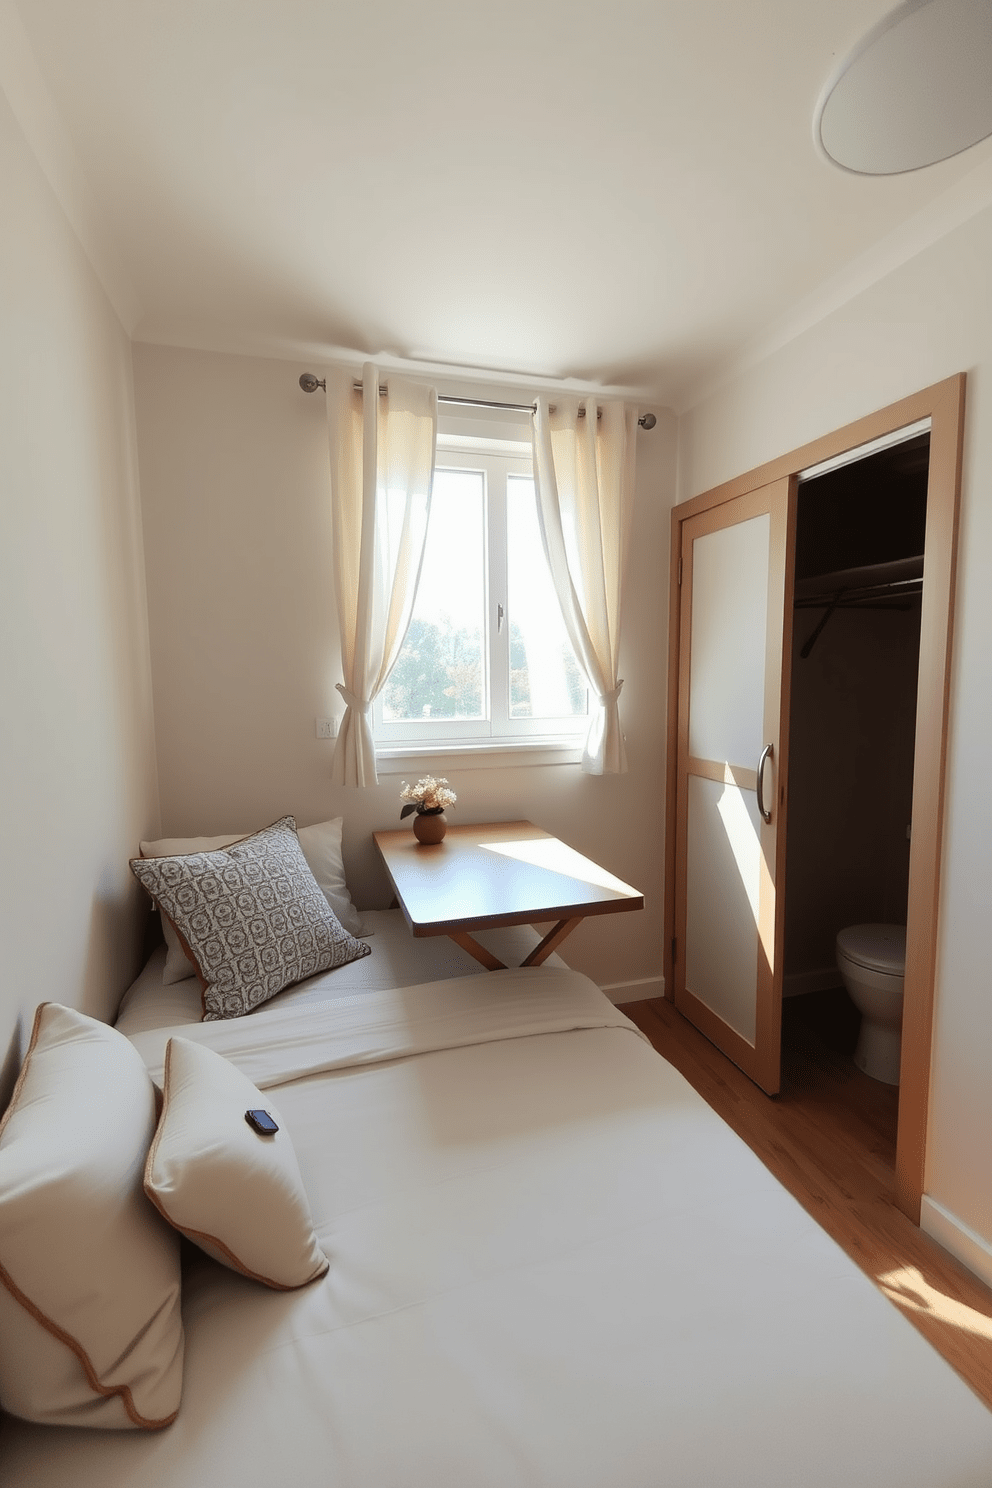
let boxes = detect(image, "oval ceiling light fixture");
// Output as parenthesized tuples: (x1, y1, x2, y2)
(814, 0, 992, 175)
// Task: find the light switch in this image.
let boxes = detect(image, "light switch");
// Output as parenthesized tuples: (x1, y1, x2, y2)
(315, 719, 337, 739)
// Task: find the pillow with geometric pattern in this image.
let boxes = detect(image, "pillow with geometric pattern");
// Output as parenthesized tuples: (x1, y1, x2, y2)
(140, 816, 366, 986)
(130, 816, 371, 1020)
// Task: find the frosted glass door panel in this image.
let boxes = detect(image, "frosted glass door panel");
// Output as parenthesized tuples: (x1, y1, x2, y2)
(688, 514, 770, 766)
(685, 774, 761, 1045)
(674, 475, 790, 1095)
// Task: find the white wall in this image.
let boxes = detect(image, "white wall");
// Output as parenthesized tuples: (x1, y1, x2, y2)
(132, 345, 676, 998)
(678, 201, 992, 1284)
(0, 89, 160, 1100)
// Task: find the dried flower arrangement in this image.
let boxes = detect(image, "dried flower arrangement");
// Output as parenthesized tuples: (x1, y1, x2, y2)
(399, 776, 457, 819)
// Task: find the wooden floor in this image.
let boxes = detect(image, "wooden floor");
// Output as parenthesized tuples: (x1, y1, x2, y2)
(619, 988, 992, 1411)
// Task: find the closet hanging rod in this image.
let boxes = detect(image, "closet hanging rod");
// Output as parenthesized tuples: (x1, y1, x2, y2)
(795, 577, 923, 608)
(798, 575, 923, 597)
(298, 373, 657, 429)
(797, 577, 923, 658)
(796, 592, 922, 610)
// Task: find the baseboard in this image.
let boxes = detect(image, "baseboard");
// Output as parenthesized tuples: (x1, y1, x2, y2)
(604, 969, 835, 1005)
(600, 975, 664, 1006)
(920, 1195, 992, 1291)
(783, 967, 842, 999)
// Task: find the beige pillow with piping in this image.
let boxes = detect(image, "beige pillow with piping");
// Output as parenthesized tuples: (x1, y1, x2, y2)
(0, 1004, 183, 1430)
(141, 816, 365, 985)
(145, 1037, 328, 1289)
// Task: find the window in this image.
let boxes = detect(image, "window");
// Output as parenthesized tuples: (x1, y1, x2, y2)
(373, 442, 589, 757)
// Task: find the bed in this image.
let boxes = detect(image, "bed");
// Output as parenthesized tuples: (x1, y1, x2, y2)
(3, 830, 992, 1485)
(113, 910, 573, 1036)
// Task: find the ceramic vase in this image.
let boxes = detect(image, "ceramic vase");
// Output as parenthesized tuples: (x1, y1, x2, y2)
(413, 809, 447, 845)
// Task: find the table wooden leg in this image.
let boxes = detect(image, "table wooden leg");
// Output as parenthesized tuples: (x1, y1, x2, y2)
(449, 931, 507, 971)
(521, 917, 583, 967)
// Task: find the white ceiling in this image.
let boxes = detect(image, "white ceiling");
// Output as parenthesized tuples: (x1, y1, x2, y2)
(10, 0, 992, 407)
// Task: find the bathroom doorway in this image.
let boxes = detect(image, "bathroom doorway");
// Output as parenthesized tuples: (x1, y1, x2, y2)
(664, 374, 965, 1222)
(780, 430, 930, 1172)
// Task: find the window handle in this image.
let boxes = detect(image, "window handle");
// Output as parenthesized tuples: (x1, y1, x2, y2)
(497, 603, 504, 634)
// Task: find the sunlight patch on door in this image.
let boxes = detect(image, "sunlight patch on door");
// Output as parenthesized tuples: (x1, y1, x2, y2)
(684, 773, 759, 1045)
(716, 781, 761, 927)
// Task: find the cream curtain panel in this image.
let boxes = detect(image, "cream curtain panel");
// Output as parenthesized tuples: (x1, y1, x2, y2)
(532, 397, 637, 775)
(328, 362, 437, 786)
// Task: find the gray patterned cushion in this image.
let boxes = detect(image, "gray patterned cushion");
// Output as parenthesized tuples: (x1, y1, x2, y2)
(130, 817, 371, 1020)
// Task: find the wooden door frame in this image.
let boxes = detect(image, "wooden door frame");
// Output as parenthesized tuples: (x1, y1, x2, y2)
(663, 373, 966, 1223)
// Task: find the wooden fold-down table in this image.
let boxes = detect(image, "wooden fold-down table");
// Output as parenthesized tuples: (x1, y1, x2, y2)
(372, 819, 643, 971)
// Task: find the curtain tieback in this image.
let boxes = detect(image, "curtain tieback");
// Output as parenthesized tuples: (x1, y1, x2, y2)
(597, 679, 624, 707)
(335, 683, 371, 715)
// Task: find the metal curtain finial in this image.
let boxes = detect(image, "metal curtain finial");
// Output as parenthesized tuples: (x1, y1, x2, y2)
(298, 373, 656, 428)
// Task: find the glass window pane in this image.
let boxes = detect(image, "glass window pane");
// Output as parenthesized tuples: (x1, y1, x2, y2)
(507, 475, 588, 719)
(382, 468, 486, 722)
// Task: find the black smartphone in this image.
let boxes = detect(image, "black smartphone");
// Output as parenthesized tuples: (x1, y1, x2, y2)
(245, 1109, 279, 1136)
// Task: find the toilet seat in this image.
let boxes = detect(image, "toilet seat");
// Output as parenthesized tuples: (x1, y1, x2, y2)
(836, 924, 906, 977)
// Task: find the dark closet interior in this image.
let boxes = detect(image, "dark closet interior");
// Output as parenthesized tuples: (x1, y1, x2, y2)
(781, 432, 930, 1095)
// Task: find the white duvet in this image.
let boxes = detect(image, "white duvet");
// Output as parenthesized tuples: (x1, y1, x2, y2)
(114, 909, 573, 1036)
(6, 969, 992, 1486)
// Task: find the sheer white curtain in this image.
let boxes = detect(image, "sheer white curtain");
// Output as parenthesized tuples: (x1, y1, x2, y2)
(327, 362, 437, 786)
(532, 396, 637, 775)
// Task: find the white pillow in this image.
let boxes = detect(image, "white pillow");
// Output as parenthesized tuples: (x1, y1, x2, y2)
(141, 817, 364, 984)
(145, 1038, 328, 1290)
(297, 819, 364, 937)
(130, 817, 372, 1021)
(0, 1004, 183, 1430)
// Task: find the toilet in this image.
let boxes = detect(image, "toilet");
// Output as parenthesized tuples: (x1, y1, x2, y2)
(835, 923, 907, 1086)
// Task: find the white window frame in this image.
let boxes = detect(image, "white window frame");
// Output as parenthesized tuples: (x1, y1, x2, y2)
(372, 435, 589, 768)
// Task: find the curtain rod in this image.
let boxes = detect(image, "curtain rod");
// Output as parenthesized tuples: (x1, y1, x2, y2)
(298, 373, 657, 430)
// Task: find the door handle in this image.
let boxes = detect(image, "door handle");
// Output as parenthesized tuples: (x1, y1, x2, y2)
(756, 743, 773, 824)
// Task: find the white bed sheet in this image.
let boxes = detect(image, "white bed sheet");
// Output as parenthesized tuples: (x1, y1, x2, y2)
(7, 971, 992, 1487)
(114, 909, 569, 1035)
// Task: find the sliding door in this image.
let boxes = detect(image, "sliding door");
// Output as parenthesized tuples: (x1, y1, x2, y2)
(673, 478, 794, 1094)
